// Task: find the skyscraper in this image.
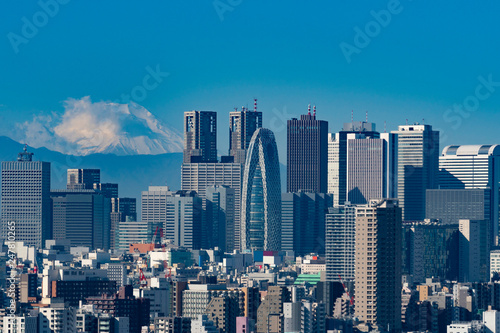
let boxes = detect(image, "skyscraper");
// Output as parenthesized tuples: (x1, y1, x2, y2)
(287, 106, 328, 193)
(355, 199, 402, 331)
(181, 162, 242, 251)
(165, 190, 202, 250)
(229, 102, 262, 164)
(439, 145, 500, 244)
(325, 203, 356, 282)
(206, 185, 235, 252)
(141, 186, 172, 242)
(241, 128, 281, 251)
(346, 132, 397, 204)
(1, 146, 51, 247)
(459, 219, 489, 282)
(51, 189, 111, 250)
(328, 121, 379, 205)
(183, 111, 217, 163)
(67, 169, 100, 190)
(391, 124, 439, 221)
(281, 192, 333, 256)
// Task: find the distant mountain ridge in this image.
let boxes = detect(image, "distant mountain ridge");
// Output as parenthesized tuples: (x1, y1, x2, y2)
(0, 136, 183, 202)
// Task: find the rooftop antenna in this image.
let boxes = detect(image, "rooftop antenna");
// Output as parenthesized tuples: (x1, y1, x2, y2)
(406, 119, 408, 125)
(254, 98, 257, 112)
(242, 106, 245, 112)
(351, 110, 353, 122)
(365, 111, 368, 122)
(308, 104, 311, 116)
(313, 105, 316, 117)
(422, 118, 425, 124)
(384, 121, 387, 133)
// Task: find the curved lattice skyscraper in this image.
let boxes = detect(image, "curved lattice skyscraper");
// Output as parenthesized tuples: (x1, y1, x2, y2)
(241, 128, 281, 251)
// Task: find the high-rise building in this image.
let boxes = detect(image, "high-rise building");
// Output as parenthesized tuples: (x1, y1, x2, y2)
(1, 146, 51, 247)
(141, 186, 173, 242)
(325, 203, 357, 282)
(67, 168, 100, 190)
(116, 220, 148, 251)
(206, 185, 235, 252)
(328, 121, 379, 205)
(94, 182, 119, 199)
(459, 219, 489, 282)
(184, 111, 217, 163)
(181, 163, 243, 251)
(355, 199, 402, 331)
(256, 286, 291, 333)
(439, 145, 500, 244)
(346, 132, 397, 204)
(165, 190, 203, 250)
(426, 189, 490, 224)
(281, 192, 333, 256)
(391, 124, 439, 221)
(402, 221, 459, 283)
(51, 189, 111, 250)
(110, 197, 137, 250)
(241, 128, 281, 251)
(229, 103, 262, 164)
(287, 107, 328, 193)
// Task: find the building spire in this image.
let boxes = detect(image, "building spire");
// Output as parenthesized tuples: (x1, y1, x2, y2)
(308, 104, 311, 116)
(254, 98, 257, 112)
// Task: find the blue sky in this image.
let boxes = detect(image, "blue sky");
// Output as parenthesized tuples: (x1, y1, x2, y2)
(1, 1, 500, 161)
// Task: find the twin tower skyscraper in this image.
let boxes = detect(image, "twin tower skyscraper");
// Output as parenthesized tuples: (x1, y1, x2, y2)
(181, 104, 281, 252)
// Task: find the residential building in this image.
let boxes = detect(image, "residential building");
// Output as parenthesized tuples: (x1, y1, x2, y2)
(355, 199, 402, 331)
(325, 203, 357, 281)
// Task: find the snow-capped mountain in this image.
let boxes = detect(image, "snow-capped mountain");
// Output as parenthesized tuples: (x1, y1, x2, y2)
(12, 97, 183, 156)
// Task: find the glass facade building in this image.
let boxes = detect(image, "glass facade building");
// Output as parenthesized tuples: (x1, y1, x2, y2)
(241, 128, 281, 251)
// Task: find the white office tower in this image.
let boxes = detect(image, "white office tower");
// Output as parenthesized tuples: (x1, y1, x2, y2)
(459, 219, 489, 282)
(355, 199, 402, 332)
(1, 146, 51, 248)
(325, 204, 356, 282)
(141, 186, 173, 242)
(440, 145, 500, 244)
(39, 299, 77, 333)
(181, 163, 242, 251)
(346, 132, 397, 204)
(241, 128, 281, 251)
(391, 124, 439, 221)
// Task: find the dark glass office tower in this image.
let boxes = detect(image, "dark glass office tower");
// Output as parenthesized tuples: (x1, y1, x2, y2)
(287, 106, 328, 193)
(183, 110, 217, 163)
(229, 102, 262, 164)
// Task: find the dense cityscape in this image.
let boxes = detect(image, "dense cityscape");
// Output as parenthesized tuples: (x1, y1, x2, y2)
(1, 103, 499, 333)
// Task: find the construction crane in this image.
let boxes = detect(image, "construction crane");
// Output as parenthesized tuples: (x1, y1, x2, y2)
(338, 274, 354, 305)
(152, 226, 166, 250)
(163, 261, 171, 279)
(139, 268, 147, 288)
